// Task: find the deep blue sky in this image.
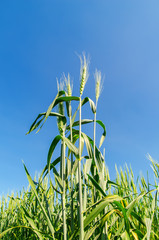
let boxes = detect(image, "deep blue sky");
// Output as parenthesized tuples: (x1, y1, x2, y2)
(0, 0, 159, 196)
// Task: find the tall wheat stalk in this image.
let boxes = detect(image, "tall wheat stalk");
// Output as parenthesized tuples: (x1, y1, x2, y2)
(61, 131, 67, 240)
(78, 53, 89, 240)
(92, 70, 102, 231)
(57, 80, 67, 240)
(64, 74, 74, 233)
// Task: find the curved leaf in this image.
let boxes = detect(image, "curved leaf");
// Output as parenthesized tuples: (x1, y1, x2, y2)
(27, 112, 65, 134)
(37, 112, 66, 133)
(54, 96, 80, 106)
(47, 135, 61, 172)
(96, 120, 106, 148)
(84, 224, 99, 240)
(62, 136, 79, 156)
(0, 226, 43, 239)
(67, 119, 106, 149)
(49, 175, 62, 194)
(84, 195, 123, 228)
(23, 163, 55, 238)
(40, 156, 61, 180)
(45, 90, 65, 120)
(71, 97, 96, 125)
(21, 206, 43, 240)
(38, 90, 65, 131)
(71, 129, 103, 171)
(26, 113, 45, 134)
(87, 173, 107, 197)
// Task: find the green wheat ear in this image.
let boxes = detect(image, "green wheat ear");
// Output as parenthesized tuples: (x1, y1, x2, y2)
(79, 53, 89, 96)
(56, 78, 65, 134)
(56, 77, 64, 92)
(94, 69, 103, 103)
(64, 73, 73, 96)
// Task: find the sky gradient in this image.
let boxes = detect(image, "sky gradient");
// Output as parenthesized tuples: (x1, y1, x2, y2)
(1, 0, 159, 196)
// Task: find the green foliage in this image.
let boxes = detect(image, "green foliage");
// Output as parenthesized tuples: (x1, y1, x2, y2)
(0, 163, 158, 239)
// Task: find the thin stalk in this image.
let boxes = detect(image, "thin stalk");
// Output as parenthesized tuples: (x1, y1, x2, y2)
(93, 68, 102, 202)
(56, 81, 67, 239)
(64, 73, 74, 233)
(78, 95, 84, 240)
(62, 131, 67, 240)
(78, 54, 89, 239)
(103, 149, 107, 240)
(69, 111, 74, 233)
(93, 111, 96, 160)
(93, 109, 97, 202)
(93, 102, 98, 230)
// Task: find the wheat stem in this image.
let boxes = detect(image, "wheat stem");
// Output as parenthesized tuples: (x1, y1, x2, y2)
(78, 95, 84, 240)
(62, 131, 67, 240)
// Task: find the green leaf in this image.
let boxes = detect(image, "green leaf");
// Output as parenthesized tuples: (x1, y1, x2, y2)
(21, 206, 44, 240)
(88, 97, 96, 113)
(87, 173, 107, 197)
(66, 157, 71, 179)
(113, 201, 129, 232)
(121, 230, 130, 240)
(84, 195, 122, 228)
(84, 224, 99, 240)
(66, 101, 72, 117)
(83, 158, 92, 180)
(81, 131, 93, 159)
(40, 156, 61, 180)
(126, 192, 145, 216)
(71, 129, 104, 171)
(130, 211, 146, 227)
(50, 177, 62, 194)
(39, 91, 65, 130)
(26, 90, 65, 135)
(69, 119, 93, 128)
(100, 209, 116, 227)
(106, 180, 120, 189)
(26, 112, 65, 134)
(72, 158, 79, 175)
(0, 226, 37, 239)
(54, 96, 80, 106)
(84, 133, 104, 172)
(37, 112, 66, 133)
(23, 163, 55, 238)
(26, 113, 45, 134)
(67, 119, 106, 148)
(131, 229, 144, 239)
(47, 135, 61, 173)
(62, 136, 79, 156)
(51, 164, 63, 191)
(145, 218, 152, 240)
(96, 120, 106, 148)
(71, 97, 96, 125)
(80, 97, 96, 114)
(45, 91, 64, 119)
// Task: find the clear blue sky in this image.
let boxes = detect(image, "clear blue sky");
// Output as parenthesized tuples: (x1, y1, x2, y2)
(0, 0, 159, 196)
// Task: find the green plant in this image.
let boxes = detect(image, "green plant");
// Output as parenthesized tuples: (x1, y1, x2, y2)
(1, 55, 159, 240)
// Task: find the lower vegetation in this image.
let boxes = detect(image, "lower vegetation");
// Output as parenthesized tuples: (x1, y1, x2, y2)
(0, 159, 159, 239)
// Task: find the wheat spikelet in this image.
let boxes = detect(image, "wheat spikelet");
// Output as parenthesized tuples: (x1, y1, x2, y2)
(56, 78, 65, 134)
(57, 78, 64, 92)
(64, 73, 73, 96)
(94, 69, 103, 102)
(79, 53, 89, 96)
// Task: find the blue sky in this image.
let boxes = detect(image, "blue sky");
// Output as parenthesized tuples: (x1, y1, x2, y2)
(0, 0, 159, 196)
